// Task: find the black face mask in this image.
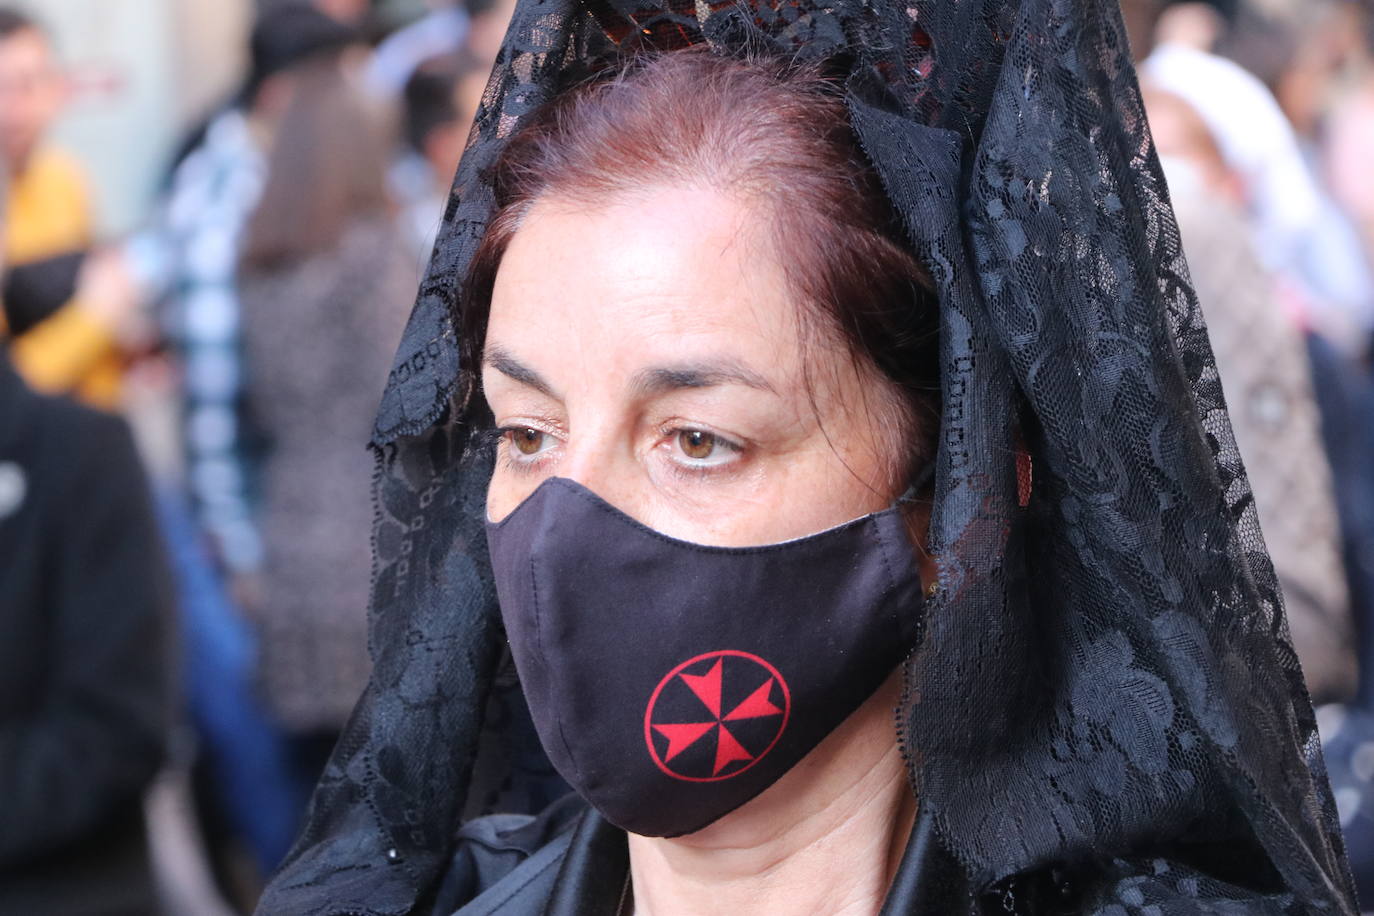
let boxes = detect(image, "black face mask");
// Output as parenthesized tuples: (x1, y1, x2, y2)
(485, 477, 925, 837)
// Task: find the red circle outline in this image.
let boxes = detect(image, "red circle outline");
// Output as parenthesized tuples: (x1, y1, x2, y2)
(643, 649, 792, 783)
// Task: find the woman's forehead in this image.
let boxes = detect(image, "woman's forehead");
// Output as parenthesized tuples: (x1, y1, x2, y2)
(485, 185, 806, 381)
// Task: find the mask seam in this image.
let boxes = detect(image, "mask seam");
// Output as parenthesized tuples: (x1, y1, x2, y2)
(873, 519, 903, 644)
(874, 515, 921, 648)
(529, 550, 586, 790)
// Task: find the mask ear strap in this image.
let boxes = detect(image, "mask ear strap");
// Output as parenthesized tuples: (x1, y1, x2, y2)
(897, 462, 936, 505)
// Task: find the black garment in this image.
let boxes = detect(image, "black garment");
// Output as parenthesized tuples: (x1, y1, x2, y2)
(0, 354, 173, 915)
(1306, 332, 1374, 710)
(436, 798, 1274, 914)
(2, 250, 83, 336)
(1304, 332, 1374, 902)
(258, 0, 1357, 912)
(429, 795, 586, 916)
(441, 801, 972, 916)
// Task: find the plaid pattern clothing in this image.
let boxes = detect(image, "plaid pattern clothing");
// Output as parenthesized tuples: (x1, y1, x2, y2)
(160, 110, 267, 575)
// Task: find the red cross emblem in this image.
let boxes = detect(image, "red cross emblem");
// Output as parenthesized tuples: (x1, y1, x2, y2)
(644, 650, 791, 782)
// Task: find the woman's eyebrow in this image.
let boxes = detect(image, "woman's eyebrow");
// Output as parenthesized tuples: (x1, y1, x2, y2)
(484, 346, 557, 398)
(631, 360, 776, 397)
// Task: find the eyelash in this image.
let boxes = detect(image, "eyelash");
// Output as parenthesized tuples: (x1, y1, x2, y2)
(659, 425, 743, 475)
(493, 425, 560, 476)
(490, 424, 745, 478)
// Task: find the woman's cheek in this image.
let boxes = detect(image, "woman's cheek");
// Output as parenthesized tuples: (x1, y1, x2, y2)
(640, 458, 793, 546)
(487, 466, 541, 523)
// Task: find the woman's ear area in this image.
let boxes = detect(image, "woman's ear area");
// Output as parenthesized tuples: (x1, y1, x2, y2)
(900, 491, 938, 596)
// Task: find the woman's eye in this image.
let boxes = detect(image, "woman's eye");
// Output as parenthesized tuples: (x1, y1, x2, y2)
(678, 429, 718, 460)
(506, 427, 550, 457)
(670, 429, 739, 468)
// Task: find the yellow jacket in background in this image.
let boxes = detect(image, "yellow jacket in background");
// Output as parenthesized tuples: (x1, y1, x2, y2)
(2, 146, 122, 410)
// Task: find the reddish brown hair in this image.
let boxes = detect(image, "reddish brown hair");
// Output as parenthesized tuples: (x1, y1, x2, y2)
(460, 48, 940, 481)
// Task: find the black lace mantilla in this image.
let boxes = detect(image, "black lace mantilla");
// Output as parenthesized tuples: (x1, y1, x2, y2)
(259, 0, 1359, 912)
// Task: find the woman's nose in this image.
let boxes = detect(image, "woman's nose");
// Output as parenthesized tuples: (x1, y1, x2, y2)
(557, 432, 650, 524)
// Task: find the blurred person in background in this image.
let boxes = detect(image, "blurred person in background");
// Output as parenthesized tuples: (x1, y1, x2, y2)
(312, 0, 375, 27)
(366, 0, 470, 98)
(1142, 85, 1358, 705)
(250, 0, 373, 28)
(1326, 82, 1374, 273)
(0, 7, 144, 410)
(236, 49, 412, 786)
(464, 0, 517, 63)
(0, 8, 87, 265)
(1, 181, 174, 912)
(138, 2, 366, 890)
(1290, 7, 1374, 872)
(393, 49, 486, 261)
(1130, 0, 1374, 356)
(1306, 320, 1374, 904)
(1240, 0, 1371, 149)
(1220, 0, 1374, 331)
(1130, 1, 1374, 896)
(161, 2, 360, 600)
(1325, 5, 1374, 278)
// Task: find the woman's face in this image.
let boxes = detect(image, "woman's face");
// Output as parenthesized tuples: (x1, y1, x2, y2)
(482, 184, 909, 547)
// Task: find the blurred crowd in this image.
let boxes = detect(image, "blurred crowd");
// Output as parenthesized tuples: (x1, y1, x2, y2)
(1123, 3, 1374, 900)
(0, 0, 508, 912)
(2, 0, 1374, 913)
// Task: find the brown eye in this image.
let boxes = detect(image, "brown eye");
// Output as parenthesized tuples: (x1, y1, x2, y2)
(511, 428, 545, 456)
(678, 429, 717, 460)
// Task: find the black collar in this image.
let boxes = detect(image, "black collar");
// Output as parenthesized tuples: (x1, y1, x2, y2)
(543, 807, 975, 915)
(543, 807, 630, 916)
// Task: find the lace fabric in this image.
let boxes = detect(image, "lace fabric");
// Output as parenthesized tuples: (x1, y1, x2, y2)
(258, 0, 1359, 912)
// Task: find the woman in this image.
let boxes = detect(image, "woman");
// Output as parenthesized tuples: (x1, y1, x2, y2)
(237, 54, 412, 771)
(259, 0, 1357, 913)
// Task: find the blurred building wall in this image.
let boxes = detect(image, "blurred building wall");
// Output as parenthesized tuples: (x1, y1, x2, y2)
(169, 0, 253, 133)
(10, 0, 250, 236)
